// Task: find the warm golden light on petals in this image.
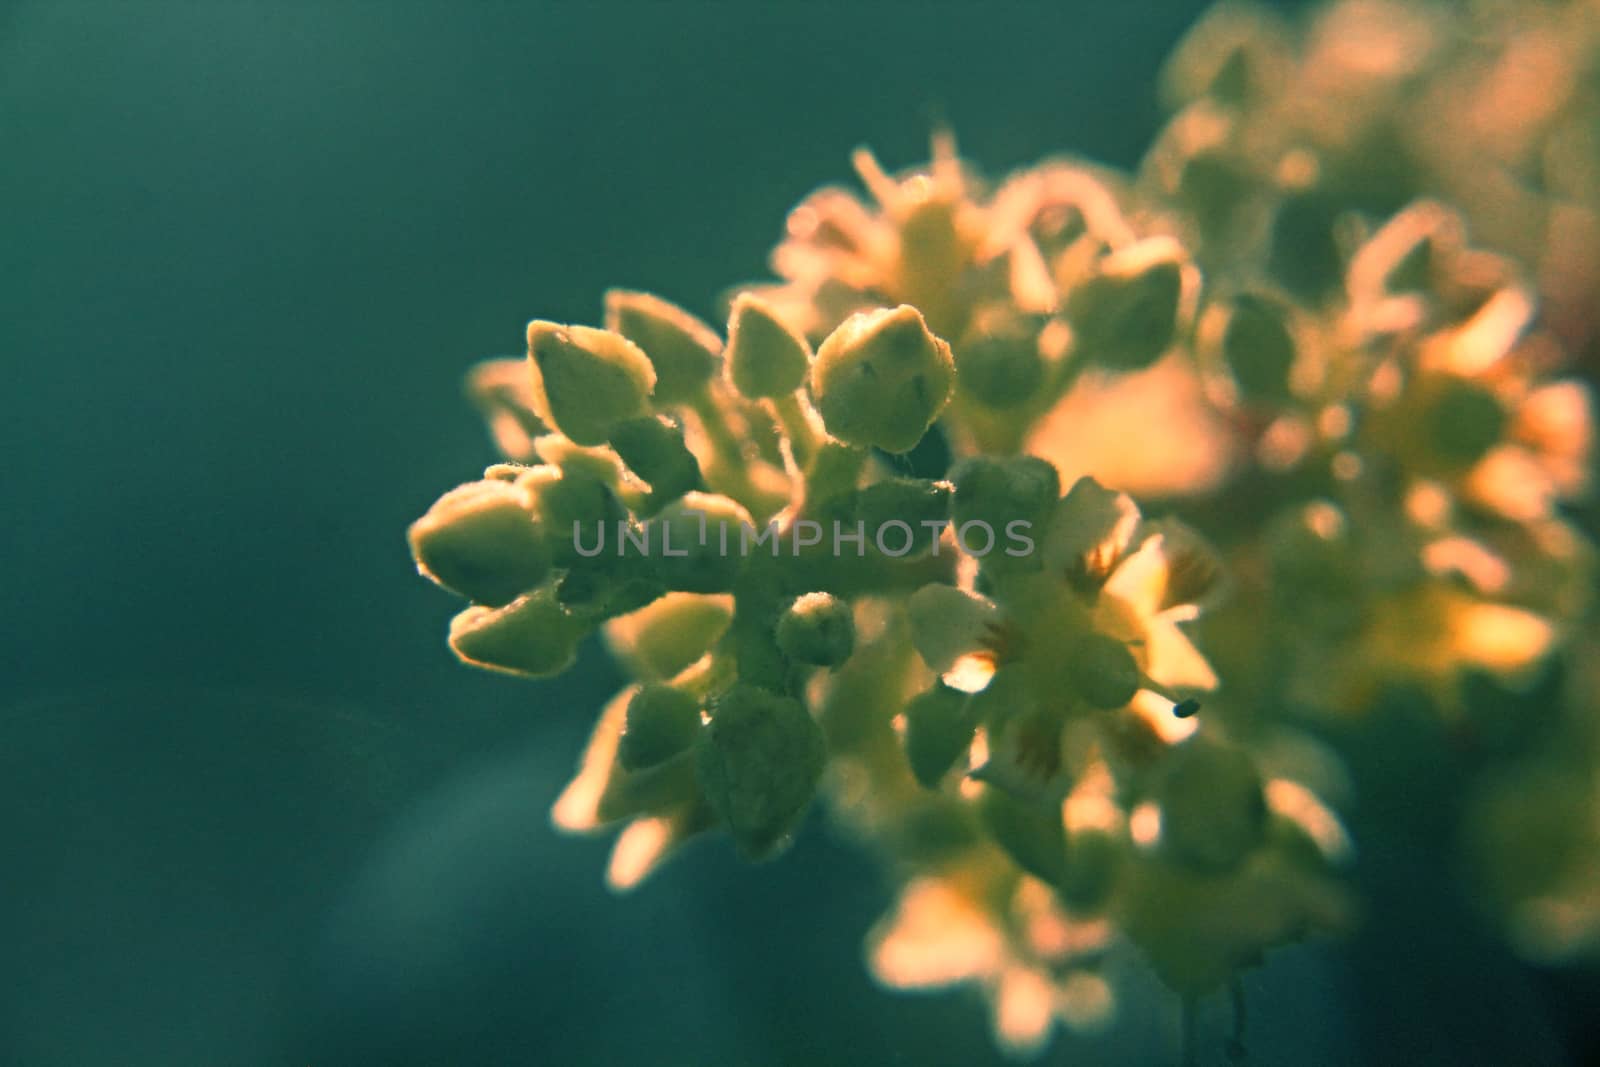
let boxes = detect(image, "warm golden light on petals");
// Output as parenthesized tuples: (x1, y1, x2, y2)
(1405, 480, 1453, 527)
(1434, 286, 1535, 378)
(1452, 601, 1555, 678)
(1130, 801, 1164, 850)
(1128, 689, 1202, 744)
(552, 687, 636, 833)
(1056, 971, 1116, 1033)
(1027, 357, 1236, 498)
(944, 652, 998, 695)
(1515, 381, 1593, 495)
(868, 880, 1007, 991)
(1265, 778, 1353, 863)
(993, 966, 1056, 1056)
(606, 814, 676, 893)
(1145, 618, 1220, 693)
(1256, 415, 1312, 471)
(1422, 536, 1511, 594)
(1466, 445, 1557, 523)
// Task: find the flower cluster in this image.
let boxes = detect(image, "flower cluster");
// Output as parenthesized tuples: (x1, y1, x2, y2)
(408, 0, 1599, 1055)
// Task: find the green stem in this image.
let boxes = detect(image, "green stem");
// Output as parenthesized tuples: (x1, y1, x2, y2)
(768, 391, 823, 471)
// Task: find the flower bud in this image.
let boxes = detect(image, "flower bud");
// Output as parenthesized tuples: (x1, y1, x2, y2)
(447, 582, 590, 677)
(517, 464, 628, 568)
(977, 785, 1068, 886)
(607, 414, 704, 504)
(1066, 630, 1141, 710)
(1064, 238, 1189, 371)
(466, 357, 546, 462)
(1156, 739, 1267, 873)
(696, 683, 826, 858)
(900, 683, 976, 788)
(604, 290, 721, 406)
(603, 591, 735, 680)
(408, 479, 550, 606)
(526, 321, 656, 445)
(811, 305, 955, 453)
(950, 455, 1059, 548)
(620, 684, 702, 772)
(955, 315, 1046, 408)
(645, 492, 755, 593)
(776, 592, 855, 668)
(725, 292, 812, 399)
(850, 477, 951, 556)
(1217, 293, 1297, 403)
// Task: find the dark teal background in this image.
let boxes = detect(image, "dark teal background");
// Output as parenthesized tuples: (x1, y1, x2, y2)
(3, 2, 1591, 1064)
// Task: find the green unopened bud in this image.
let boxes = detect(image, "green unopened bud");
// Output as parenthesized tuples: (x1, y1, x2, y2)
(776, 592, 855, 667)
(517, 464, 628, 567)
(811, 305, 955, 453)
(526, 321, 656, 445)
(1219, 293, 1296, 403)
(409, 480, 550, 606)
(447, 582, 590, 677)
(726, 292, 812, 399)
(1156, 739, 1267, 873)
(901, 684, 976, 788)
(950, 455, 1059, 545)
(1066, 630, 1141, 710)
(696, 684, 826, 859)
(620, 684, 702, 771)
(604, 290, 721, 406)
(646, 492, 755, 593)
(1064, 238, 1189, 371)
(977, 785, 1068, 886)
(603, 591, 735, 680)
(852, 477, 951, 556)
(608, 415, 703, 504)
(955, 315, 1046, 408)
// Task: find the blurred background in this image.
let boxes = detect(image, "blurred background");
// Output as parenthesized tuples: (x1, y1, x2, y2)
(3, 1, 1594, 1063)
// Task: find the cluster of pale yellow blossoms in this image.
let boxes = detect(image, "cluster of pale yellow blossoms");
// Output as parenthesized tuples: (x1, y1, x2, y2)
(408, 0, 1599, 1057)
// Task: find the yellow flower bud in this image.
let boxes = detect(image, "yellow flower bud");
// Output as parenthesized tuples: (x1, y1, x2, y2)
(408, 479, 550, 606)
(447, 582, 590, 677)
(604, 290, 721, 406)
(607, 414, 704, 505)
(603, 591, 735, 681)
(811, 305, 955, 453)
(726, 292, 812, 399)
(526, 320, 656, 446)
